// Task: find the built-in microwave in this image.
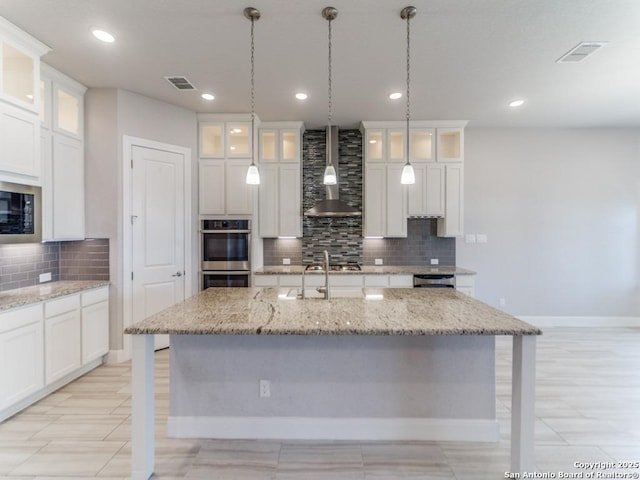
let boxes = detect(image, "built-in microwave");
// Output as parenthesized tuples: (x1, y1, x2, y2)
(0, 181, 42, 244)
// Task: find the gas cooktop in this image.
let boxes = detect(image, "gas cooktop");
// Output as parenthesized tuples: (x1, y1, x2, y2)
(304, 264, 362, 272)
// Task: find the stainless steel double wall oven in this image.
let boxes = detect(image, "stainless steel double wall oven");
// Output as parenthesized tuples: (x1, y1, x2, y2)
(200, 219, 251, 289)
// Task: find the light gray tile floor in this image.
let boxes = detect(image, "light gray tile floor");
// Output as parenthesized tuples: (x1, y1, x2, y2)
(0, 327, 639, 479)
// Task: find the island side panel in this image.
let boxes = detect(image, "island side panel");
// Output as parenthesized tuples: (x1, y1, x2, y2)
(167, 334, 498, 441)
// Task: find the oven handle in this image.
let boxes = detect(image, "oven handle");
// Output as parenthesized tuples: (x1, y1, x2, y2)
(201, 271, 251, 275)
(201, 229, 251, 234)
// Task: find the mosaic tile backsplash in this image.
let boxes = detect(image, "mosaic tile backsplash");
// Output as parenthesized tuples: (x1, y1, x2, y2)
(0, 239, 109, 291)
(261, 128, 456, 266)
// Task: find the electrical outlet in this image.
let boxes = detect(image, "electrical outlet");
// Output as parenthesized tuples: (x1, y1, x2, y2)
(499, 298, 506, 307)
(282, 258, 291, 265)
(39, 272, 52, 283)
(465, 234, 476, 244)
(375, 258, 383, 265)
(476, 234, 488, 243)
(259, 380, 270, 398)
(430, 258, 439, 265)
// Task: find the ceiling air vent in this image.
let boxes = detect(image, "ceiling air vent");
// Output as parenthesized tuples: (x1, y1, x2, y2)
(164, 76, 196, 91)
(556, 42, 607, 63)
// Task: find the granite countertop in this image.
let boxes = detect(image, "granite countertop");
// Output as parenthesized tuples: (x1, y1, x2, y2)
(254, 266, 476, 275)
(124, 287, 540, 336)
(0, 281, 110, 312)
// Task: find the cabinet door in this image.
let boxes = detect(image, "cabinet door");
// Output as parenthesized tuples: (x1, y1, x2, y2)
(199, 122, 224, 158)
(279, 163, 301, 237)
(280, 130, 300, 163)
(258, 164, 278, 237)
(199, 160, 225, 214)
(259, 129, 278, 163)
(0, 306, 44, 410)
(45, 309, 81, 384)
(437, 164, 464, 237)
(425, 163, 445, 217)
(386, 165, 407, 237)
(365, 129, 385, 162)
(436, 128, 464, 162)
(1, 40, 37, 111)
(81, 300, 109, 364)
(225, 160, 253, 214)
(387, 129, 406, 163)
(0, 102, 40, 180)
(41, 129, 53, 240)
(364, 163, 386, 237)
(53, 82, 82, 139)
(410, 128, 435, 162)
(226, 122, 252, 158)
(408, 163, 427, 216)
(52, 135, 84, 240)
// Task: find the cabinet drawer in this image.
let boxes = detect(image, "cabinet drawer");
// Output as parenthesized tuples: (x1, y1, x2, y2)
(253, 275, 278, 287)
(81, 286, 109, 307)
(389, 275, 414, 288)
(364, 275, 389, 287)
(305, 275, 325, 287)
(0, 304, 42, 334)
(45, 294, 79, 318)
(279, 275, 302, 287)
(331, 275, 364, 287)
(455, 275, 475, 287)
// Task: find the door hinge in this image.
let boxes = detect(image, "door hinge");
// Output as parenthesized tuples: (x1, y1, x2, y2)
(131, 159, 133, 168)
(131, 272, 134, 280)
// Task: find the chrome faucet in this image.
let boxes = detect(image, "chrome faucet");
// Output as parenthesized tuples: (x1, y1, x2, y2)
(317, 250, 331, 300)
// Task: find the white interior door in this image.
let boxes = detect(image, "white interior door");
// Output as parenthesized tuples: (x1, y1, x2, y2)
(132, 145, 185, 350)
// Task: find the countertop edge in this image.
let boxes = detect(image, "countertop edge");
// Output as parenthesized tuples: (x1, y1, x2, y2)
(254, 266, 477, 275)
(0, 281, 110, 312)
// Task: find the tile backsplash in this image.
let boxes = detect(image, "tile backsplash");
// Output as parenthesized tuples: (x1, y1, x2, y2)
(261, 127, 456, 267)
(0, 238, 109, 291)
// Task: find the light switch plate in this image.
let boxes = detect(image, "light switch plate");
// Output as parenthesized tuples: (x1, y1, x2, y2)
(375, 258, 383, 265)
(39, 272, 52, 283)
(465, 234, 476, 244)
(430, 258, 439, 265)
(282, 258, 291, 265)
(476, 234, 488, 243)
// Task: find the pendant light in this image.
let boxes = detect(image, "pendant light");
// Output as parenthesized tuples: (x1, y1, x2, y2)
(400, 6, 416, 185)
(322, 7, 338, 185)
(244, 7, 261, 185)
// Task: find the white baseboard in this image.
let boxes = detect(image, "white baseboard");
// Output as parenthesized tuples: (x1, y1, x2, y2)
(167, 416, 500, 443)
(106, 348, 130, 364)
(517, 316, 640, 328)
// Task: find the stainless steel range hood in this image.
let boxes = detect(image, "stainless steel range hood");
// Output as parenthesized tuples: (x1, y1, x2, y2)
(304, 126, 361, 217)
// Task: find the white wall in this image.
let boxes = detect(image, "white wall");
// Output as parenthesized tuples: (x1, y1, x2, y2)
(85, 88, 197, 350)
(458, 128, 640, 318)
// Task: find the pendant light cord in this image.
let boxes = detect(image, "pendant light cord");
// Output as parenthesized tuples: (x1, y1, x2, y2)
(327, 14, 333, 165)
(405, 11, 411, 165)
(250, 15, 256, 167)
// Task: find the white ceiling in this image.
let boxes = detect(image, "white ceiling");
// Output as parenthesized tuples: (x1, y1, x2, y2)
(2, 0, 639, 129)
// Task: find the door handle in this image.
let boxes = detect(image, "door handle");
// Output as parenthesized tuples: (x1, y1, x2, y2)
(172, 271, 183, 277)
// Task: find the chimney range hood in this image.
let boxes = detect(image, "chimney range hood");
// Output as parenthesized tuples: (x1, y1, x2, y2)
(304, 126, 361, 217)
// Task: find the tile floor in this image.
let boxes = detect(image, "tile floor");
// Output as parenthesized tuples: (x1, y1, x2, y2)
(0, 327, 639, 479)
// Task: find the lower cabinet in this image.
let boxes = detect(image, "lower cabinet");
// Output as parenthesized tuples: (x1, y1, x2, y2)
(0, 285, 110, 421)
(45, 295, 81, 384)
(455, 275, 475, 297)
(253, 274, 414, 289)
(0, 305, 44, 411)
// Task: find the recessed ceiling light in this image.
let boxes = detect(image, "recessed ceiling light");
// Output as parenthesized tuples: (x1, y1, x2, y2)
(509, 99, 525, 108)
(389, 92, 402, 100)
(92, 29, 115, 43)
(201, 93, 215, 101)
(295, 92, 308, 100)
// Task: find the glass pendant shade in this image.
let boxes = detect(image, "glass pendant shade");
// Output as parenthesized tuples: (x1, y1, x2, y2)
(401, 163, 415, 185)
(323, 165, 337, 185)
(246, 164, 260, 185)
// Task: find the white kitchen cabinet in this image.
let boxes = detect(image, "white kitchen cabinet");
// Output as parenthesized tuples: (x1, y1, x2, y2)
(81, 286, 109, 364)
(44, 295, 81, 385)
(408, 163, 445, 217)
(436, 127, 464, 162)
(389, 275, 414, 287)
(0, 305, 44, 411)
(199, 122, 224, 158)
(437, 164, 464, 237)
(40, 64, 86, 241)
(258, 122, 303, 237)
(364, 163, 407, 237)
(200, 120, 252, 159)
(0, 101, 40, 182)
(226, 160, 253, 214)
(409, 128, 435, 162)
(455, 275, 475, 297)
(199, 160, 225, 215)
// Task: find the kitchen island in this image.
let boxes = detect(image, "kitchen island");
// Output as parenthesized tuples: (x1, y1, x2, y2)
(125, 287, 540, 480)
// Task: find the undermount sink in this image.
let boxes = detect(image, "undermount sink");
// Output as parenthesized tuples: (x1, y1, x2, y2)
(284, 288, 365, 299)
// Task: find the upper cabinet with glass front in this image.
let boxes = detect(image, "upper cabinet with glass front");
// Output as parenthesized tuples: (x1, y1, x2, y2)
(0, 17, 50, 113)
(258, 123, 301, 164)
(199, 115, 253, 159)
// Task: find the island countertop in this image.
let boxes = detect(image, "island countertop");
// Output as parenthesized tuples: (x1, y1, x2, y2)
(253, 265, 476, 275)
(124, 287, 540, 336)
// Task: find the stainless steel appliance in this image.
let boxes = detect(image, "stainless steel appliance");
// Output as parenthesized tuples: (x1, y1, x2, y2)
(413, 273, 455, 288)
(200, 219, 250, 289)
(0, 181, 42, 244)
